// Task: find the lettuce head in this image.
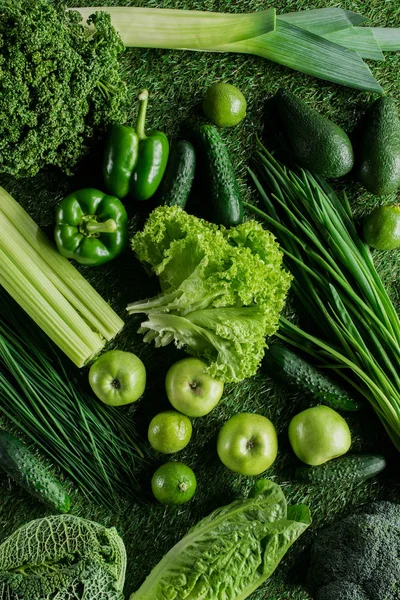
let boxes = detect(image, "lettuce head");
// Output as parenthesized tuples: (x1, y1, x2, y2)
(127, 206, 292, 382)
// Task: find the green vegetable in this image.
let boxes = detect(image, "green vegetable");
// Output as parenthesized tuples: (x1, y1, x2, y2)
(0, 515, 126, 600)
(54, 188, 128, 266)
(0, 290, 144, 507)
(308, 501, 400, 600)
(247, 143, 400, 450)
(0, 430, 70, 512)
(195, 124, 243, 227)
(156, 140, 196, 208)
(356, 97, 400, 195)
(276, 89, 354, 179)
(264, 344, 361, 412)
(0, 0, 128, 178)
(130, 479, 310, 599)
(76, 6, 400, 93)
(0, 187, 124, 368)
(126, 206, 292, 383)
(296, 454, 387, 484)
(103, 124, 139, 199)
(130, 90, 169, 201)
(363, 205, 400, 251)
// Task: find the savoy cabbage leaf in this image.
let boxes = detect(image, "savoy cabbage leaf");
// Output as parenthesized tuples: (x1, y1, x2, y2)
(130, 479, 311, 600)
(0, 515, 126, 600)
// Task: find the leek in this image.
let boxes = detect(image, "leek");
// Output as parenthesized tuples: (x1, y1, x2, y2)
(0, 187, 124, 367)
(74, 6, 400, 92)
(246, 144, 400, 450)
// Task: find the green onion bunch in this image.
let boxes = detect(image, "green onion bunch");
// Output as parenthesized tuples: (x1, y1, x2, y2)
(0, 291, 145, 507)
(247, 143, 400, 450)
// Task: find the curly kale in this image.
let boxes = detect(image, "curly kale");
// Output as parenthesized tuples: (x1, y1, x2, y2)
(0, 0, 129, 178)
(308, 501, 400, 600)
(0, 515, 127, 599)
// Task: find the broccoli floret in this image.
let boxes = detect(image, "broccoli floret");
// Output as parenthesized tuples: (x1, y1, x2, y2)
(308, 501, 400, 600)
(0, 0, 129, 178)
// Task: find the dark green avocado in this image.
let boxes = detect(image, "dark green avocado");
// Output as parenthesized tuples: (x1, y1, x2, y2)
(357, 97, 400, 196)
(276, 89, 354, 179)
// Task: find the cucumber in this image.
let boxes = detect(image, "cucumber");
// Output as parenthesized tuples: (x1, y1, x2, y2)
(296, 454, 387, 484)
(157, 140, 196, 208)
(264, 344, 361, 412)
(195, 124, 243, 227)
(0, 431, 70, 512)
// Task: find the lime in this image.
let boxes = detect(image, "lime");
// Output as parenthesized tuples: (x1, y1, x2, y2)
(363, 205, 400, 250)
(148, 410, 192, 454)
(151, 462, 197, 505)
(202, 82, 247, 128)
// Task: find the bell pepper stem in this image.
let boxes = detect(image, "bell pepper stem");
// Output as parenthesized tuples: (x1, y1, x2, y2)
(135, 89, 149, 140)
(84, 219, 118, 234)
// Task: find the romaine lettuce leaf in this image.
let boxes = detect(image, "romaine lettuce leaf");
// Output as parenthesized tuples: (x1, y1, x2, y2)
(130, 479, 311, 600)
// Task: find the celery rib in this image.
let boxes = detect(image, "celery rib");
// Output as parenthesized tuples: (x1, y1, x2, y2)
(0, 188, 124, 341)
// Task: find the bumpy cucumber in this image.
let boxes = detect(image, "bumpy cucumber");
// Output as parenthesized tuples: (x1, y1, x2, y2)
(264, 344, 361, 412)
(157, 140, 196, 208)
(195, 124, 243, 227)
(0, 431, 70, 512)
(296, 454, 386, 484)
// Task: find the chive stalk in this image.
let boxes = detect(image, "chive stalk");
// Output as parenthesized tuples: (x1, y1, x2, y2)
(248, 144, 400, 450)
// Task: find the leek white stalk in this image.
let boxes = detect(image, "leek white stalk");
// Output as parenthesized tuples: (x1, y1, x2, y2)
(76, 6, 276, 49)
(74, 6, 400, 93)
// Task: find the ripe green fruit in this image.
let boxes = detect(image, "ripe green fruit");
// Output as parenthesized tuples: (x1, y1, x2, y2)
(217, 413, 278, 475)
(151, 462, 197, 505)
(148, 411, 192, 454)
(88, 350, 146, 406)
(288, 405, 351, 466)
(165, 358, 224, 417)
(203, 82, 247, 128)
(363, 205, 400, 250)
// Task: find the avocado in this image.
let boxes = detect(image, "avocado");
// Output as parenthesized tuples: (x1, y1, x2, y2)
(276, 89, 354, 179)
(357, 97, 400, 196)
(363, 204, 400, 250)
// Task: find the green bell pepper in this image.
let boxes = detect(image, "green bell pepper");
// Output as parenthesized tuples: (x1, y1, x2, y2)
(54, 188, 128, 266)
(103, 124, 139, 199)
(130, 90, 169, 201)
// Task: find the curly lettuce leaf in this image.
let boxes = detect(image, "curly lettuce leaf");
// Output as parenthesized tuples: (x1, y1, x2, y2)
(0, 515, 126, 600)
(138, 308, 267, 382)
(128, 207, 292, 382)
(130, 479, 311, 600)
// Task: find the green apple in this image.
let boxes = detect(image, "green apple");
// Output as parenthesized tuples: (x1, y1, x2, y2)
(217, 413, 278, 475)
(165, 358, 224, 417)
(288, 405, 351, 466)
(89, 349, 146, 406)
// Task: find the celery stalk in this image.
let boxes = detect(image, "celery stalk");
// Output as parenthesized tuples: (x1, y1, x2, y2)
(0, 187, 123, 341)
(0, 209, 104, 357)
(0, 249, 97, 367)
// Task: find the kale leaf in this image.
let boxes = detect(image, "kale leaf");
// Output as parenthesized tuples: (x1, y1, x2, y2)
(0, 0, 129, 178)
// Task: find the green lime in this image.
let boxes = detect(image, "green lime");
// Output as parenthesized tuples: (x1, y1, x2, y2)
(363, 205, 400, 250)
(148, 410, 192, 454)
(151, 462, 197, 505)
(202, 82, 247, 128)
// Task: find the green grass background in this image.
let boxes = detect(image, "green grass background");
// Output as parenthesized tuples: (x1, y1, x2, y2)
(0, 0, 400, 598)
